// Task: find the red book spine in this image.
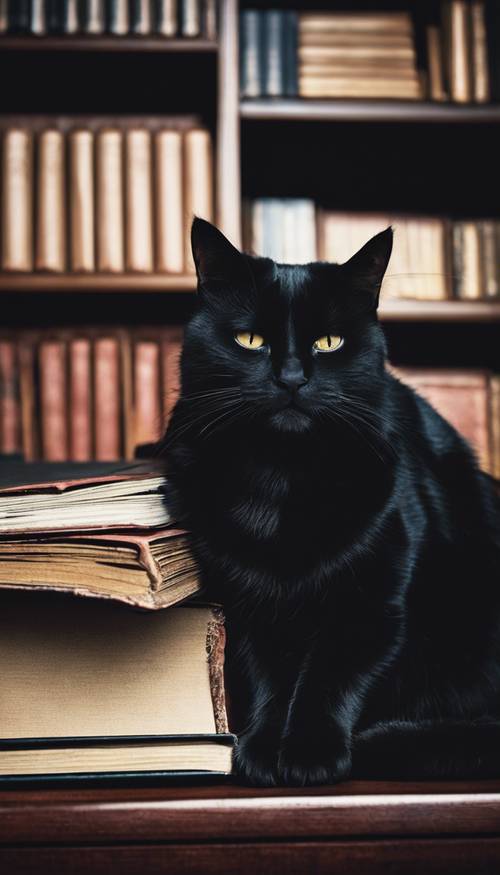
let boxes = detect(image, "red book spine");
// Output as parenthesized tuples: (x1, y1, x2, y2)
(134, 341, 161, 449)
(69, 338, 92, 461)
(39, 340, 68, 461)
(0, 340, 21, 454)
(94, 338, 121, 460)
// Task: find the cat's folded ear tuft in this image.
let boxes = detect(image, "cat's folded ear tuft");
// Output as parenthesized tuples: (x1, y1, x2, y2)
(342, 227, 393, 308)
(191, 217, 243, 290)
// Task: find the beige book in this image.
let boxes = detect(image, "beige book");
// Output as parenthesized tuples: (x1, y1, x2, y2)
(426, 24, 447, 101)
(299, 80, 422, 99)
(0, 595, 232, 778)
(39, 340, 68, 462)
(299, 33, 414, 49)
(86, 0, 104, 33)
(94, 337, 122, 461)
(156, 0, 177, 36)
(299, 13, 413, 35)
(36, 129, 66, 272)
(96, 129, 125, 273)
(69, 338, 92, 461)
(69, 130, 95, 272)
(490, 376, 500, 481)
(470, 0, 490, 103)
(448, 0, 472, 103)
(155, 130, 184, 273)
(65, 0, 79, 32)
(480, 221, 499, 299)
(299, 64, 419, 79)
(1, 129, 33, 272)
(183, 129, 214, 272)
(458, 221, 482, 299)
(30, 0, 46, 34)
(125, 129, 154, 273)
(134, 340, 162, 446)
(298, 46, 416, 61)
(109, 0, 128, 34)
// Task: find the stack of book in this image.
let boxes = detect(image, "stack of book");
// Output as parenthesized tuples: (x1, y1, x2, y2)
(1, 119, 213, 275)
(427, 0, 492, 103)
(0, 462, 233, 783)
(0, 327, 183, 461)
(0, 1, 217, 38)
(246, 200, 500, 302)
(298, 11, 423, 100)
(240, 9, 298, 98)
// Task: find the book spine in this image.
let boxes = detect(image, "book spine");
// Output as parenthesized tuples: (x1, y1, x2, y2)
(63, 0, 80, 33)
(479, 220, 499, 299)
(180, 0, 200, 37)
(1, 129, 33, 272)
(30, 0, 46, 34)
(35, 129, 66, 272)
(96, 129, 125, 272)
(155, 130, 184, 273)
(0, 0, 7, 32)
(449, 0, 472, 102)
(203, 0, 217, 40)
(82, 0, 105, 34)
(490, 376, 500, 480)
(125, 129, 154, 272)
(69, 338, 93, 461)
(18, 339, 37, 461)
(459, 221, 483, 299)
(69, 129, 95, 272)
(470, 0, 490, 103)
(161, 328, 182, 423)
(183, 128, 213, 271)
(284, 11, 298, 97)
(39, 340, 68, 462)
(155, 0, 177, 36)
(426, 24, 447, 101)
(94, 337, 121, 460)
(240, 11, 262, 98)
(129, 0, 151, 34)
(134, 340, 162, 448)
(263, 10, 285, 97)
(107, 0, 129, 34)
(0, 340, 21, 455)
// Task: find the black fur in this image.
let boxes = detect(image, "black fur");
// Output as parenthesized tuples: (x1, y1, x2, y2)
(160, 218, 500, 787)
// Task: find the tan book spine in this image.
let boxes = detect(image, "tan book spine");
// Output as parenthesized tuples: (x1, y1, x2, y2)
(86, 0, 105, 33)
(480, 221, 499, 299)
(96, 129, 125, 273)
(299, 81, 422, 98)
(470, 0, 490, 103)
(490, 376, 500, 481)
(125, 129, 153, 273)
(449, 0, 472, 103)
(69, 338, 92, 461)
(426, 24, 447, 101)
(69, 130, 95, 273)
(39, 340, 68, 462)
(94, 338, 121, 460)
(1, 129, 33, 272)
(134, 341, 161, 448)
(36, 130, 66, 272)
(162, 328, 183, 424)
(183, 129, 214, 272)
(298, 46, 416, 61)
(299, 13, 413, 34)
(460, 221, 482, 299)
(120, 331, 135, 461)
(18, 340, 37, 461)
(155, 130, 184, 273)
(156, 0, 177, 36)
(0, 341, 20, 455)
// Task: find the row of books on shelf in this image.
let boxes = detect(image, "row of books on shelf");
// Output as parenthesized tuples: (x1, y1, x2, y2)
(0, 329, 498, 478)
(240, 2, 495, 103)
(0, 0, 216, 38)
(0, 328, 182, 462)
(245, 199, 500, 301)
(0, 461, 233, 780)
(1, 121, 213, 275)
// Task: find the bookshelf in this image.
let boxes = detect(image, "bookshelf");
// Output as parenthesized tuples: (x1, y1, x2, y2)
(240, 99, 500, 124)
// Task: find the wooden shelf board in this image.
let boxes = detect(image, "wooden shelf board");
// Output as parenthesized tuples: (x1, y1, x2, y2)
(379, 299, 500, 322)
(0, 36, 218, 53)
(0, 274, 198, 292)
(240, 99, 500, 123)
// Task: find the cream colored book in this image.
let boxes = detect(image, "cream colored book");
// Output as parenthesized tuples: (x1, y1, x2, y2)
(155, 130, 184, 273)
(184, 129, 214, 272)
(36, 129, 66, 272)
(470, 0, 490, 103)
(69, 130, 95, 272)
(299, 13, 413, 35)
(0, 595, 232, 779)
(448, 0, 472, 103)
(125, 129, 154, 273)
(1, 129, 33, 272)
(426, 25, 447, 101)
(96, 129, 125, 273)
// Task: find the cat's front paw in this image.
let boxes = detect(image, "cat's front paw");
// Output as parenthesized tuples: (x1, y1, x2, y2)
(233, 730, 279, 787)
(277, 730, 352, 786)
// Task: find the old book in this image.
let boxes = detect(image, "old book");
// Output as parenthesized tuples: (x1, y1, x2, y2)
(155, 0, 176, 36)
(129, 0, 151, 34)
(490, 376, 500, 481)
(81, 0, 105, 34)
(0, 0, 7, 32)
(0, 340, 20, 455)
(448, 0, 472, 103)
(18, 340, 37, 462)
(470, 0, 490, 103)
(480, 220, 499, 299)
(96, 129, 125, 272)
(69, 130, 95, 272)
(426, 24, 447, 100)
(0, 464, 171, 534)
(453, 221, 482, 299)
(204, 0, 217, 39)
(0, 594, 232, 781)
(299, 79, 422, 99)
(1, 129, 33, 272)
(0, 527, 198, 609)
(30, 0, 46, 34)
(155, 130, 184, 273)
(36, 129, 66, 272)
(134, 340, 162, 447)
(39, 340, 68, 462)
(107, 0, 129, 35)
(240, 10, 262, 98)
(396, 368, 492, 473)
(183, 129, 213, 271)
(284, 11, 298, 96)
(69, 338, 92, 461)
(180, 0, 200, 36)
(125, 129, 153, 272)
(263, 10, 285, 97)
(299, 13, 413, 35)
(162, 327, 183, 423)
(94, 337, 122, 461)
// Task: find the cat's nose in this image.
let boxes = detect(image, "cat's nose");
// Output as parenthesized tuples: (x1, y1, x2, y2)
(276, 362, 308, 393)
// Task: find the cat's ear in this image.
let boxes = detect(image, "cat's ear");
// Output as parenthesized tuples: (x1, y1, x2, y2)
(191, 217, 244, 288)
(342, 227, 393, 307)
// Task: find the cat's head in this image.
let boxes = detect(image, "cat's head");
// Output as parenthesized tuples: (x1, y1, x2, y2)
(179, 218, 392, 437)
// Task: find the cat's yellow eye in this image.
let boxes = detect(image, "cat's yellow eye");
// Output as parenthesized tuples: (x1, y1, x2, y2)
(235, 332, 266, 350)
(313, 335, 344, 353)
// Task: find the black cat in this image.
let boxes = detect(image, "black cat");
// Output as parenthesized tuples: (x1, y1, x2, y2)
(160, 217, 500, 787)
